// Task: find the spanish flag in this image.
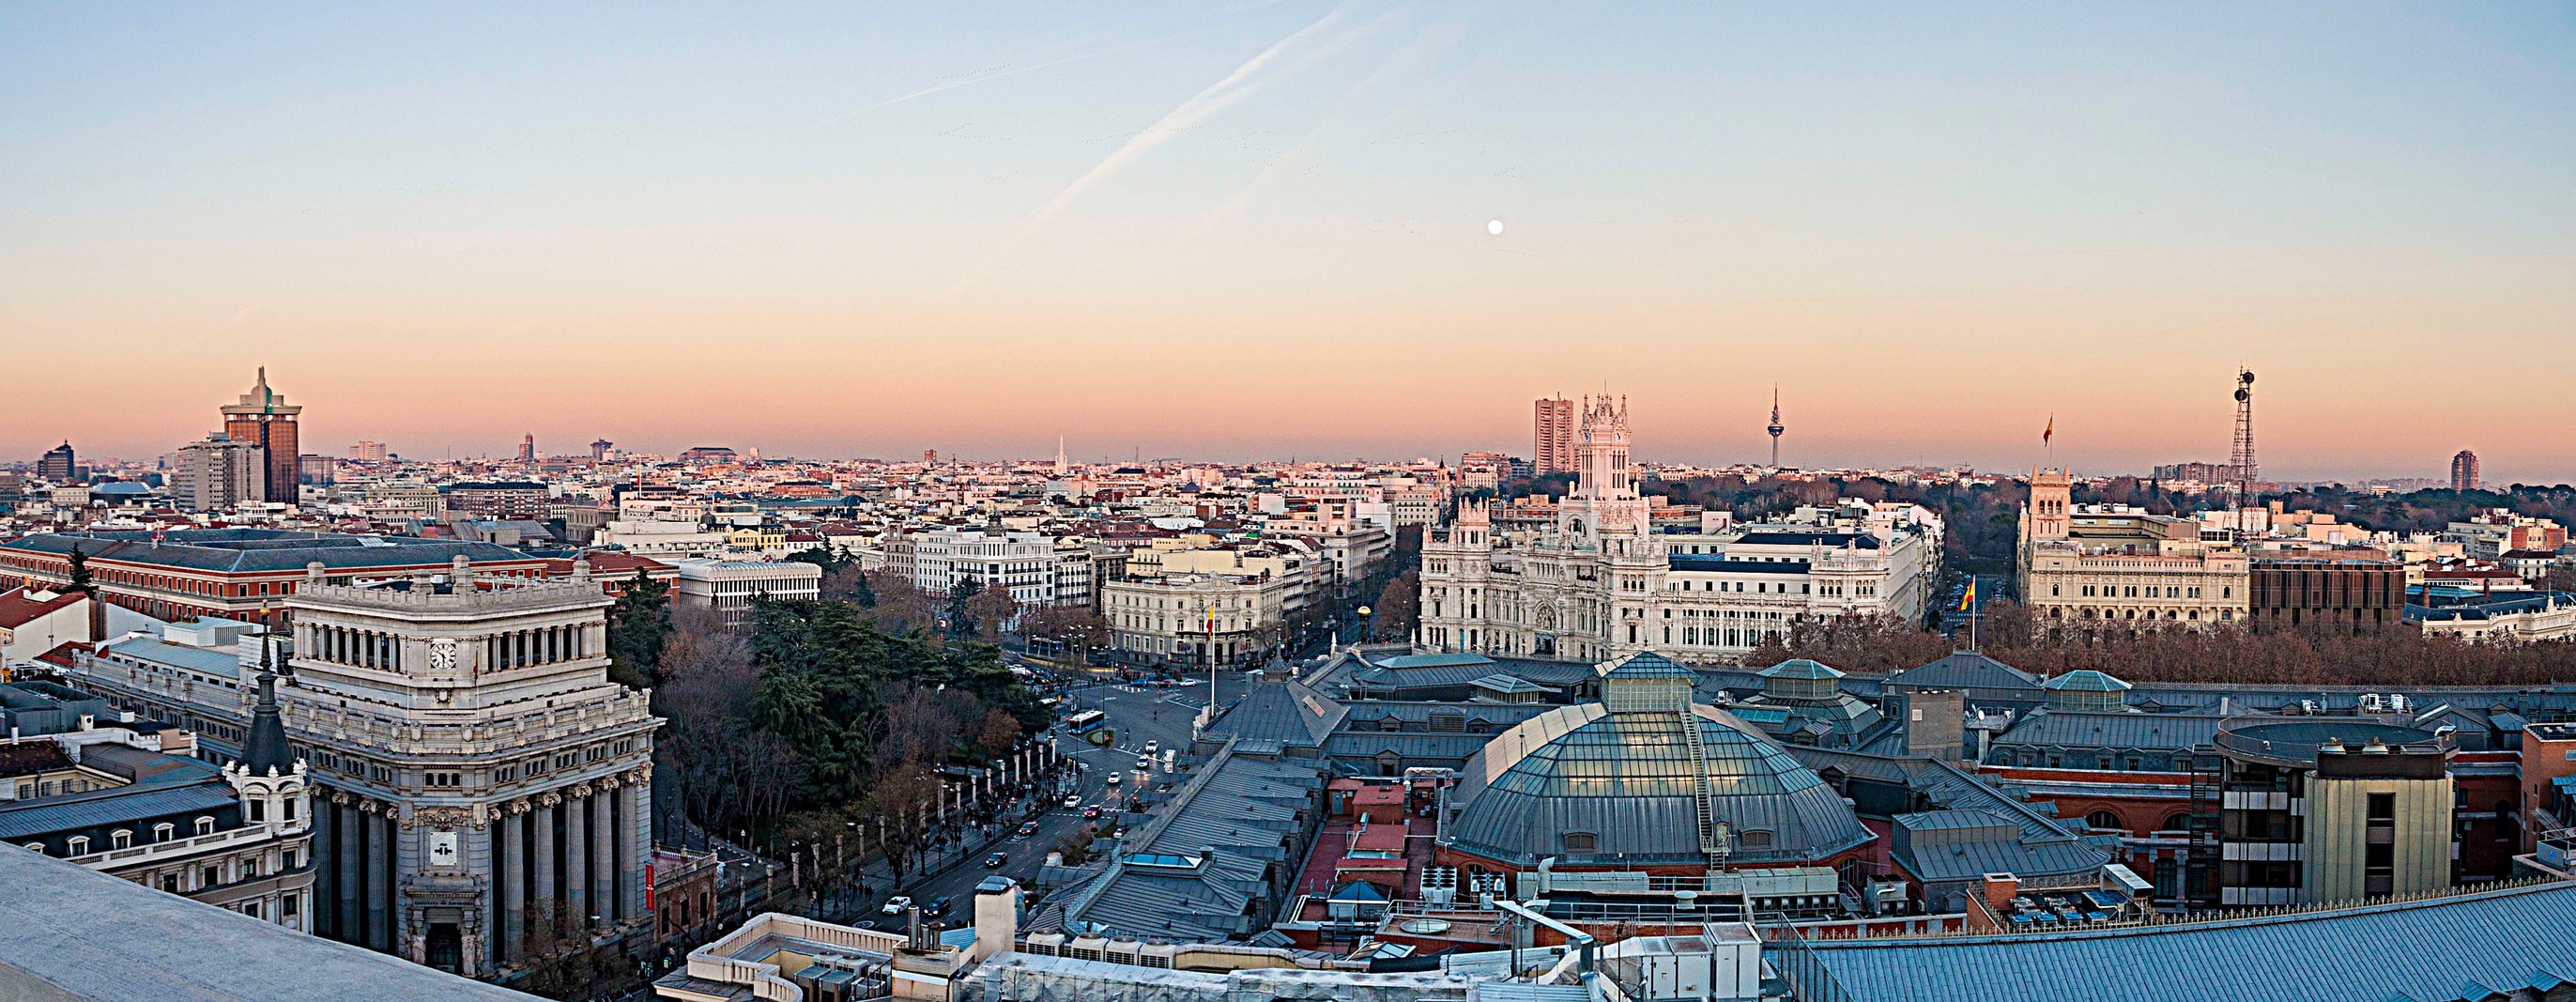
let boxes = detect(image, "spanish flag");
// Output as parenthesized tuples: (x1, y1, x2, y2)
(2043, 416, 2053, 446)
(1958, 578, 1977, 612)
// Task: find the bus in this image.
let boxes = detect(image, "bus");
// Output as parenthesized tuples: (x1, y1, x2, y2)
(1064, 710, 1108, 734)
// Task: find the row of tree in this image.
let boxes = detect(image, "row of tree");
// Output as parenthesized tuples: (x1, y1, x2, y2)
(1745, 601, 2576, 687)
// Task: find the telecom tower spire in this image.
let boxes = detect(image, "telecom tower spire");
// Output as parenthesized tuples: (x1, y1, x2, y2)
(2231, 369, 2258, 501)
(1767, 385, 1785, 468)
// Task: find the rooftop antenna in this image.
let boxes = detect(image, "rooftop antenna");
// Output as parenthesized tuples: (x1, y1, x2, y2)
(2231, 369, 2259, 503)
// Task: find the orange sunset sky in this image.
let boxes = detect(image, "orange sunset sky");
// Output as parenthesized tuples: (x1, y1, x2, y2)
(5, 4, 2570, 483)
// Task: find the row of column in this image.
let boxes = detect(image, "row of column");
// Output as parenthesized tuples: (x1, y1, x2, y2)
(494, 777, 644, 966)
(306, 624, 401, 671)
(313, 792, 399, 951)
(487, 624, 586, 671)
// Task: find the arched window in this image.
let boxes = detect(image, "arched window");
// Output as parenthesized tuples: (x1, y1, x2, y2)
(194, 816, 217, 835)
(66, 837, 88, 856)
(2085, 810, 2122, 831)
(110, 830, 132, 850)
(22, 843, 42, 855)
(2160, 812, 2192, 833)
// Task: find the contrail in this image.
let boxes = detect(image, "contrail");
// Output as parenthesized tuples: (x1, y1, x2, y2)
(945, 6, 1355, 296)
(806, 43, 1157, 132)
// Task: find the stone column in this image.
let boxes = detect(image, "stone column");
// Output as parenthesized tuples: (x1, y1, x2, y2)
(532, 794, 558, 936)
(336, 796, 360, 943)
(590, 786, 614, 921)
(499, 802, 527, 963)
(619, 771, 649, 919)
(365, 805, 392, 951)
(564, 784, 590, 925)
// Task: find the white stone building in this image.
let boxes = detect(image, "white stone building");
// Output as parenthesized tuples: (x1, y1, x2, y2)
(1416, 397, 1940, 664)
(672, 558, 822, 626)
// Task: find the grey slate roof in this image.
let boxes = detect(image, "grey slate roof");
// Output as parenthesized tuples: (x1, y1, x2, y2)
(1890, 808, 2109, 884)
(1201, 675, 1343, 748)
(1793, 881, 2576, 1002)
(1885, 651, 2044, 693)
(0, 782, 238, 841)
(2, 529, 533, 574)
(1990, 709, 2232, 753)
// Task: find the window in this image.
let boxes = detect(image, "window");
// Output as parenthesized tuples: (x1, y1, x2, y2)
(2367, 793, 2396, 821)
(161, 874, 178, 893)
(203, 865, 220, 886)
(195, 816, 216, 835)
(110, 830, 132, 850)
(284, 894, 299, 917)
(2086, 810, 2122, 831)
(1737, 829, 1774, 851)
(248, 800, 265, 822)
(153, 823, 175, 842)
(1563, 832, 1598, 853)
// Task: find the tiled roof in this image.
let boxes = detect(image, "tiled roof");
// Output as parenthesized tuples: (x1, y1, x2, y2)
(2, 529, 536, 574)
(0, 587, 83, 630)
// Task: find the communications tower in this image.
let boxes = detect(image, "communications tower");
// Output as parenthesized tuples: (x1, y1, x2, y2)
(2230, 369, 2258, 501)
(1767, 386, 1785, 468)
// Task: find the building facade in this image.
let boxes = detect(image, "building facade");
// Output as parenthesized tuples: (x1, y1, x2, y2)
(174, 434, 268, 512)
(0, 529, 551, 628)
(672, 558, 822, 626)
(1418, 398, 1938, 665)
(219, 368, 302, 504)
(2246, 558, 2407, 633)
(1533, 395, 1576, 475)
(2452, 450, 2480, 492)
(2018, 469, 2250, 630)
(38, 441, 78, 483)
(67, 567, 660, 978)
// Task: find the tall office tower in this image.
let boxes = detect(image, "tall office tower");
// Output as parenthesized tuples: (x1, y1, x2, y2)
(590, 439, 614, 461)
(517, 434, 536, 463)
(348, 440, 390, 462)
(2452, 450, 2481, 492)
(38, 440, 77, 482)
(1767, 385, 1786, 468)
(173, 434, 268, 512)
(2230, 369, 2258, 499)
(221, 367, 302, 502)
(1534, 395, 1577, 475)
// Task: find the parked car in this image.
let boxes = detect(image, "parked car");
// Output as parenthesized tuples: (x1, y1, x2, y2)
(881, 896, 913, 917)
(984, 853, 1007, 869)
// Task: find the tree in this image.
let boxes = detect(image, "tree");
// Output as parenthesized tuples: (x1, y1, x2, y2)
(1370, 570, 1420, 640)
(1022, 605, 1110, 665)
(964, 582, 1021, 643)
(976, 707, 1023, 759)
(944, 577, 980, 640)
(606, 569, 673, 689)
(64, 544, 93, 596)
(824, 563, 875, 607)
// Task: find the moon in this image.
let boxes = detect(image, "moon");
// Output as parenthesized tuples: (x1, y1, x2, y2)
(1486, 219, 1505, 236)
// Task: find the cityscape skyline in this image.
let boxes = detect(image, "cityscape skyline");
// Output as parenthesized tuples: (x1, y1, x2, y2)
(12, 366, 2560, 486)
(6, 4, 2572, 481)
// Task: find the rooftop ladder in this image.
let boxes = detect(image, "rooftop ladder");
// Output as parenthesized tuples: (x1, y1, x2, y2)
(1678, 709, 1725, 865)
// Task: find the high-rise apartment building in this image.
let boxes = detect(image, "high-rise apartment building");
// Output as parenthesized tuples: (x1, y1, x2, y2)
(516, 434, 536, 463)
(2452, 450, 2480, 492)
(173, 434, 268, 512)
(348, 440, 389, 462)
(219, 368, 302, 503)
(1533, 395, 1576, 475)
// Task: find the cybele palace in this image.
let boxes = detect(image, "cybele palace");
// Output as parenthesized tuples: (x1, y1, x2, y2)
(1417, 396, 1939, 664)
(68, 557, 660, 977)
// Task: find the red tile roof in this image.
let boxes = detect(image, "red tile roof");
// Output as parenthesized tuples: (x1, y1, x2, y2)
(0, 587, 84, 631)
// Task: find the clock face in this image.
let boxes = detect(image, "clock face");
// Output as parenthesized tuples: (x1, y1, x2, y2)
(428, 639, 457, 671)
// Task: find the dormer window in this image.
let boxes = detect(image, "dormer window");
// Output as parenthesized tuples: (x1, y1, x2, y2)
(66, 837, 89, 856)
(110, 830, 132, 850)
(195, 816, 217, 835)
(1562, 832, 1598, 853)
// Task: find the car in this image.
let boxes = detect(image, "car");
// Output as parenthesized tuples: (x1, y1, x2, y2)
(1081, 805, 1102, 820)
(984, 852, 1007, 869)
(881, 896, 913, 916)
(1105, 772, 1121, 785)
(1063, 794, 1081, 809)
(1143, 740, 1158, 754)
(1016, 821, 1040, 838)
(922, 895, 954, 917)
(1136, 757, 1152, 770)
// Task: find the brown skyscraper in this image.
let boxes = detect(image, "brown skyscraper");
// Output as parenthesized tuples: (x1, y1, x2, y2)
(220, 368, 301, 503)
(1534, 395, 1576, 475)
(2452, 450, 2480, 492)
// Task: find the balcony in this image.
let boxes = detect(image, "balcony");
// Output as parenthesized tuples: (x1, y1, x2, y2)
(65, 821, 286, 870)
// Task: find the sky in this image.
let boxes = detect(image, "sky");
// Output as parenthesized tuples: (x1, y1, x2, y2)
(4, 3, 2572, 484)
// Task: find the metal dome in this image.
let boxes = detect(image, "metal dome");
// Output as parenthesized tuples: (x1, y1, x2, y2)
(1444, 701, 1874, 868)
